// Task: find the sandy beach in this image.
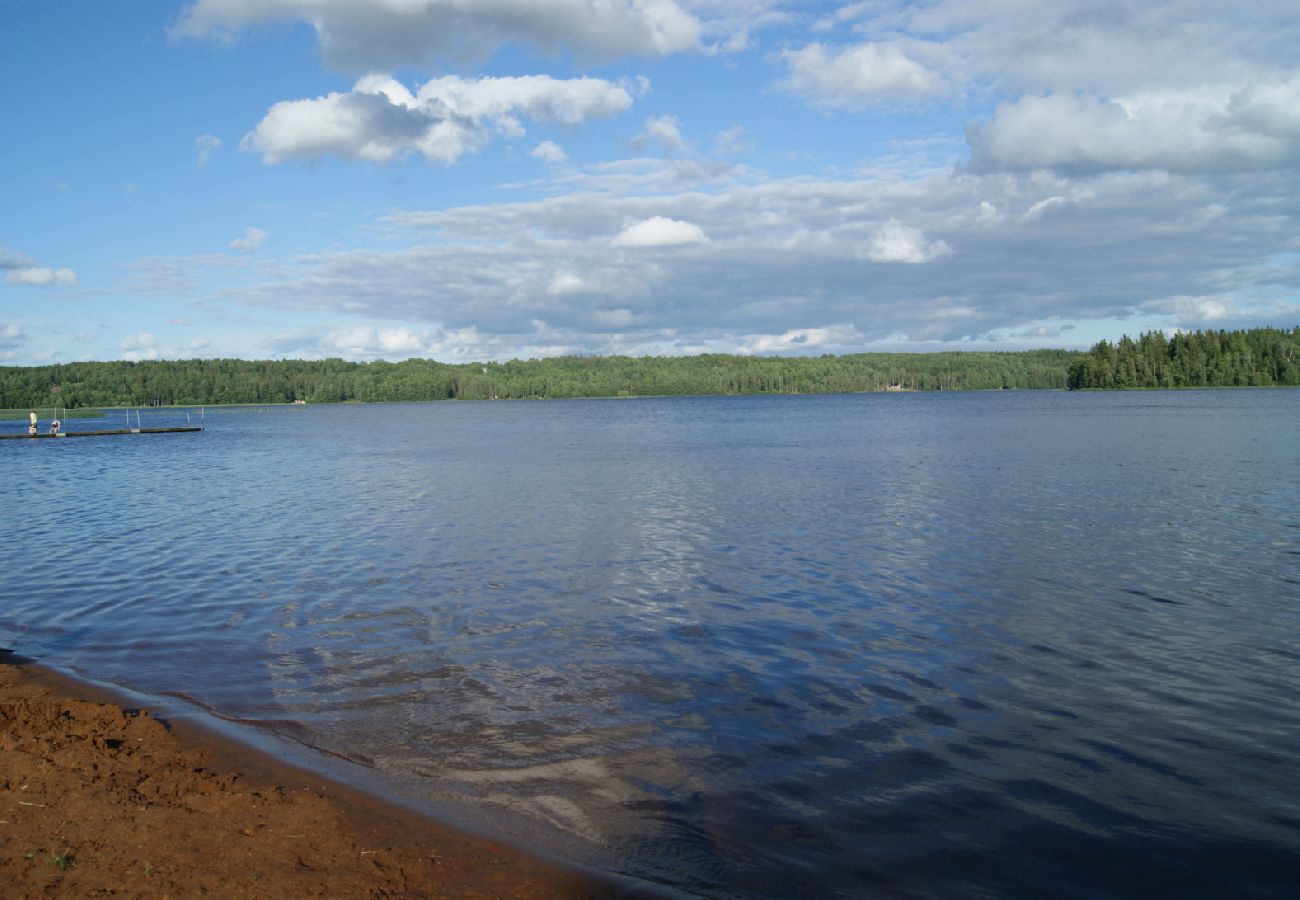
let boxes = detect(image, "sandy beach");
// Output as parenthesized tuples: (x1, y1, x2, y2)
(0, 649, 641, 898)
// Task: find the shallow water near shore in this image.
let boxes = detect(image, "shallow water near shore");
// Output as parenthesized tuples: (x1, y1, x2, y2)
(4, 390, 1299, 897)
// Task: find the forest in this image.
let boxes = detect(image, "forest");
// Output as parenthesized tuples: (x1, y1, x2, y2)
(0, 327, 1295, 409)
(0, 350, 1079, 409)
(1065, 327, 1300, 389)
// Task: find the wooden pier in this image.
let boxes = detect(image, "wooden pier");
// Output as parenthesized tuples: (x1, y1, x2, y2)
(0, 426, 203, 440)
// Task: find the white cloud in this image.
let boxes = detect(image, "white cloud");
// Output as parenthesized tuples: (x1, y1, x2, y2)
(243, 74, 633, 165)
(1021, 195, 1070, 222)
(859, 219, 950, 264)
(2, 246, 76, 287)
(174, 0, 703, 68)
(1224, 77, 1300, 139)
(272, 324, 534, 362)
(876, 1, 1298, 97)
(196, 133, 222, 167)
(768, 3, 1300, 180)
(782, 2, 1300, 178)
(547, 271, 591, 295)
(135, 142, 1299, 360)
(324, 326, 429, 357)
(121, 332, 159, 361)
(612, 216, 708, 247)
(967, 84, 1300, 174)
(5, 266, 78, 287)
(633, 115, 687, 155)
(223, 167, 1296, 353)
(715, 125, 752, 157)
(230, 226, 269, 251)
(778, 42, 944, 108)
(121, 332, 157, 351)
(531, 140, 568, 164)
(740, 324, 865, 354)
(0, 247, 35, 270)
(0, 322, 26, 359)
(228, 226, 269, 252)
(1011, 324, 1075, 340)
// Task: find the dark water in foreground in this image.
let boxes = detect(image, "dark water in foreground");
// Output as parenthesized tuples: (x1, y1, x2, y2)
(3, 391, 1299, 897)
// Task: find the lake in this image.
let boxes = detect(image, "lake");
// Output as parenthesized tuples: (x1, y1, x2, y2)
(3, 390, 1298, 897)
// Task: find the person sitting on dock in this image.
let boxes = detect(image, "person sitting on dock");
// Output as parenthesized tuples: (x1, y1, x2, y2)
(49, 419, 61, 435)
(27, 410, 37, 435)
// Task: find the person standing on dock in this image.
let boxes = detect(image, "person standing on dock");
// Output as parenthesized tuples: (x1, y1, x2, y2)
(27, 410, 37, 435)
(49, 418, 61, 435)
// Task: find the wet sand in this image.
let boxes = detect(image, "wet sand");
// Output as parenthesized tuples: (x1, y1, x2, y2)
(0, 649, 643, 898)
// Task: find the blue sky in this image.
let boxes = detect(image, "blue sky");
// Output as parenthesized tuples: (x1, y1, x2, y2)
(3, 1, 1298, 365)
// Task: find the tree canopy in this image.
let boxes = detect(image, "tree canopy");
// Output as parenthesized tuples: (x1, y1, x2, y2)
(1066, 327, 1300, 390)
(2, 350, 1076, 408)
(2, 328, 1295, 409)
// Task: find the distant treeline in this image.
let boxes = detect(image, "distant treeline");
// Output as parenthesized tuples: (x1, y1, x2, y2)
(1066, 327, 1300, 390)
(2, 328, 1295, 408)
(2, 351, 1079, 408)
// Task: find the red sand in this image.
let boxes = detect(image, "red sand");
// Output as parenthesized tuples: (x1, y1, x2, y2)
(0, 650, 645, 898)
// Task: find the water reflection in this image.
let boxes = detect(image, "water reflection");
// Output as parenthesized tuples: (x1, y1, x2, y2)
(3, 392, 1298, 897)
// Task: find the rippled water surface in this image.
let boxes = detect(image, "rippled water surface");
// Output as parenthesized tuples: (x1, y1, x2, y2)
(4, 391, 1299, 897)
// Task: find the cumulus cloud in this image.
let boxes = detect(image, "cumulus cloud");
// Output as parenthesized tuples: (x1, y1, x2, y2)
(633, 115, 688, 155)
(243, 74, 634, 165)
(0, 322, 26, 359)
(547, 271, 592, 295)
(230, 226, 269, 251)
(612, 216, 708, 247)
(967, 84, 1300, 174)
(1135, 294, 1300, 334)
(324, 326, 430, 357)
(859, 219, 950, 264)
(201, 162, 1300, 355)
(2, 245, 78, 287)
(858, 1, 1299, 98)
(715, 125, 752, 157)
(531, 140, 568, 164)
(121, 332, 159, 362)
(5, 266, 78, 287)
(770, 3, 1300, 179)
(740, 324, 865, 354)
(174, 0, 703, 68)
(196, 133, 222, 167)
(100, 0, 1295, 363)
(1011, 324, 1076, 340)
(269, 323, 545, 362)
(778, 42, 945, 108)
(1020, 196, 1070, 222)
(0, 247, 35, 270)
(803, 2, 1300, 177)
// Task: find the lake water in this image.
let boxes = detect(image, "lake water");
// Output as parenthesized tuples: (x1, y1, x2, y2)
(3, 390, 1299, 897)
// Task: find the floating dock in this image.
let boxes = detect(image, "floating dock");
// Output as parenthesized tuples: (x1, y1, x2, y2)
(0, 426, 203, 440)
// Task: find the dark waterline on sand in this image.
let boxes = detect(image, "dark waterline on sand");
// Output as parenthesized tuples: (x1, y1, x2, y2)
(3, 391, 1299, 897)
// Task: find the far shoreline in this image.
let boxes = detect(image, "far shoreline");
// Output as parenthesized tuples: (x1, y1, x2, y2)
(10, 380, 1300, 420)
